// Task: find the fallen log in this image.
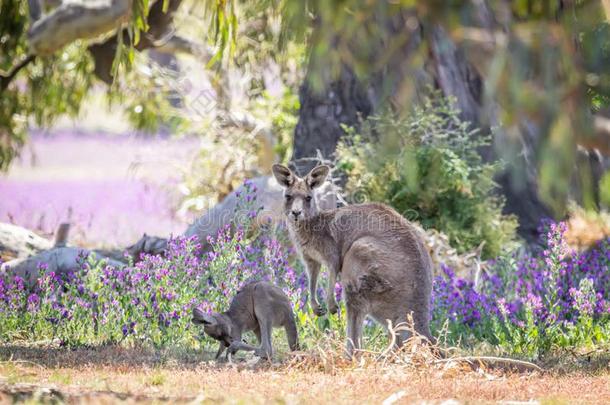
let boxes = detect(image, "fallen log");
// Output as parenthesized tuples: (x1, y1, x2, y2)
(183, 175, 338, 249)
(1, 223, 125, 285)
(0, 223, 52, 262)
(1, 247, 125, 286)
(125, 234, 168, 262)
(126, 175, 338, 261)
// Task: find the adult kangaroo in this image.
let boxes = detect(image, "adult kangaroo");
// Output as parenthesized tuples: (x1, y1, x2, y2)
(272, 164, 433, 355)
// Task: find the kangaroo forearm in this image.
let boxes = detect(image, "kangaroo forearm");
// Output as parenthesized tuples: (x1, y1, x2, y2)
(327, 270, 337, 302)
(304, 258, 321, 305)
(325, 261, 339, 314)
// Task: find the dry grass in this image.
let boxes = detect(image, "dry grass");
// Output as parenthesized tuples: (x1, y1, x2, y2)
(413, 223, 487, 280)
(565, 206, 610, 251)
(1, 332, 609, 404)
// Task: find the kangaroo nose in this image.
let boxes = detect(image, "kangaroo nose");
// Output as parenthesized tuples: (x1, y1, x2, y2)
(291, 210, 302, 218)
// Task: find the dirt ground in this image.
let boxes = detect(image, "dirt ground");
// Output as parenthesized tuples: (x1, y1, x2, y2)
(0, 345, 609, 404)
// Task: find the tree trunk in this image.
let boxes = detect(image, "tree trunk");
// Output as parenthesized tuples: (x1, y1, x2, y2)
(291, 4, 560, 243)
(292, 9, 423, 175)
(292, 66, 379, 175)
(425, 24, 553, 243)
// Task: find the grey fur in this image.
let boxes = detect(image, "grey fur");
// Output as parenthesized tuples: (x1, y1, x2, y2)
(272, 164, 433, 356)
(192, 281, 298, 360)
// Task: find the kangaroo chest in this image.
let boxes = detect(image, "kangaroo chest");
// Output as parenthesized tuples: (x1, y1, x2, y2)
(289, 225, 331, 268)
(305, 246, 327, 266)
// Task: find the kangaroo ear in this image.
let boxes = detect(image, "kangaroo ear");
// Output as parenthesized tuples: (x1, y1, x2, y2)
(192, 308, 216, 326)
(272, 164, 295, 188)
(306, 165, 330, 189)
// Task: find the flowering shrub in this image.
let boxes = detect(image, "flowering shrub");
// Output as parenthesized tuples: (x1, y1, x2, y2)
(1, 172, 608, 360)
(0, 180, 306, 348)
(432, 221, 610, 358)
(1, 238, 201, 346)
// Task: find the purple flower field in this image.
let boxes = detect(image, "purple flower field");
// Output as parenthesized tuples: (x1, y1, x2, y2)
(432, 221, 610, 356)
(1, 132, 609, 358)
(0, 131, 198, 246)
(1, 175, 608, 358)
(0, 183, 305, 348)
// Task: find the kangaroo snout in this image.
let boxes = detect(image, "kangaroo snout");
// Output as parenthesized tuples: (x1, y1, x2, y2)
(291, 210, 302, 220)
(191, 307, 206, 324)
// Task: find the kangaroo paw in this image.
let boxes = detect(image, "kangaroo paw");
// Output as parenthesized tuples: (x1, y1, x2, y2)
(313, 305, 327, 316)
(254, 348, 272, 360)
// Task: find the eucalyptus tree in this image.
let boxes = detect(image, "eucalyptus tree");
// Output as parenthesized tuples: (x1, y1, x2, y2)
(280, 0, 610, 240)
(3, 0, 610, 242)
(0, 0, 214, 169)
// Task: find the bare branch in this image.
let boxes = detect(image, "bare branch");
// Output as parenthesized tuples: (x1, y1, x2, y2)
(0, 55, 36, 92)
(53, 223, 71, 247)
(433, 356, 544, 372)
(88, 0, 183, 84)
(28, 0, 131, 56)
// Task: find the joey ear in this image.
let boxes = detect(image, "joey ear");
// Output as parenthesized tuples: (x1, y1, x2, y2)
(192, 308, 216, 326)
(272, 164, 295, 188)
(305, 165, 330, 189)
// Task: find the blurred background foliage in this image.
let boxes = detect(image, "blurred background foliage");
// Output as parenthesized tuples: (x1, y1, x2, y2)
(0, 0, 94, 170)
(2, 0, 610, 250)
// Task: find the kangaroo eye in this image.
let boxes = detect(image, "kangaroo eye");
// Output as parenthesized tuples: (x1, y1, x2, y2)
(305, 196, 313, 203)
(285, 194, 293, 202)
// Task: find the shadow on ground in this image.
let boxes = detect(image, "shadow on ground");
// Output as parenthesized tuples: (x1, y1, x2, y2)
(0, 382, 199, 404)
(0, 343, 210, 369)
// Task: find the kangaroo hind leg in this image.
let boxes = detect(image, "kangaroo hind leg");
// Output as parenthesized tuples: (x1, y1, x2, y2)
(284, 314, 299, 351)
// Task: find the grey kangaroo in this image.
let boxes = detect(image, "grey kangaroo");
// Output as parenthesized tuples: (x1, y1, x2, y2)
(192, 281, 298, 360)
(272, 164, 433, 356)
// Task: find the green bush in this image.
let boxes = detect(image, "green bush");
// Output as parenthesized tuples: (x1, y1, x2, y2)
(336, 95, 518, 258)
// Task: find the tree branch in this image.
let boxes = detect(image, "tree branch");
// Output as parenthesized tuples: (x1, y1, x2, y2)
(25, 0, 201, 85)
(135, 0, 184, 49)
(0, 55, 36, 92)
(28, 0, 131, 56)
(87, 0, 183, 84)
